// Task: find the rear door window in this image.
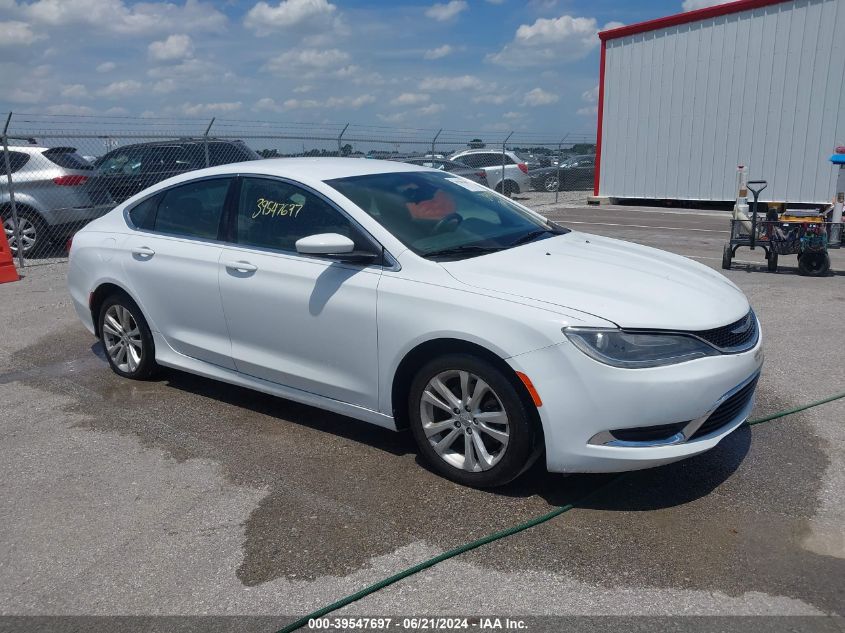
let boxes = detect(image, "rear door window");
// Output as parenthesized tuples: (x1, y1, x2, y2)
(153, 178, 232, 240)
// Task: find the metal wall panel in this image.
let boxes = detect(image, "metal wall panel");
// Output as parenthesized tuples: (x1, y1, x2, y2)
(599, 0, 845, 203)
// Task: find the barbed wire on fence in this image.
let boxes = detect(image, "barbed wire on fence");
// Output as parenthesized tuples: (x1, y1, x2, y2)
(1, 112, 596, 264)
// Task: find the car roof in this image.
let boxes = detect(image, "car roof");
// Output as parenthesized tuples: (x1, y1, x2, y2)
(174, 157, 429, 184)
(105, 138, 244, 152)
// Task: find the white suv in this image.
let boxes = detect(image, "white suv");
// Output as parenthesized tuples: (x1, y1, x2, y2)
(449, 149, 530, 195)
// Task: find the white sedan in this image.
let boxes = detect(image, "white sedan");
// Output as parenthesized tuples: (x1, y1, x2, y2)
(68, 159, 763, 487)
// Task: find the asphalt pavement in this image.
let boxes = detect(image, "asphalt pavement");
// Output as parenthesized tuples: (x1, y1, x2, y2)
(0, 200, 843, 629)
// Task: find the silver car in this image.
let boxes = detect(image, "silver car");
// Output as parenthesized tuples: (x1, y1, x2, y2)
(1, 145, 112, 256)
(448, 149, 531, 196)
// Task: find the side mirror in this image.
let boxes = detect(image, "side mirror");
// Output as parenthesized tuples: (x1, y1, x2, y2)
(295, 233, 378, 264)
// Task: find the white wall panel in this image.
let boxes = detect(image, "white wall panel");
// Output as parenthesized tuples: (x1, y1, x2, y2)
(599, 0, 845, 203)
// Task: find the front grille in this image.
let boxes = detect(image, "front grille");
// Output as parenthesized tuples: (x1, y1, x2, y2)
(691, 375, 759, 439)
(692, 310, 758, 352)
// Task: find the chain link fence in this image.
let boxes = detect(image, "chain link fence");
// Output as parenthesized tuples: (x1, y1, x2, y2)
(1, 112, 595, 265)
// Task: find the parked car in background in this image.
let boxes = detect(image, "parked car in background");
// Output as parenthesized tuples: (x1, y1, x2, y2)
(449, 149, 530, 195)
(1, 145, 112, 255)
(399, 157, 488, 186)
(94, 139, 259, 203)
(529, 154, 596, 192)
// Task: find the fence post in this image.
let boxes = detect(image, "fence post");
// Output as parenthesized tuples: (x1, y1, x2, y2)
(502, 131, 513, 198)
(1, 113, 25, 269)
(203, 117, 215, 167)
(337, 123, 349, 156)
(554, 134, 570, 204)
(431, 128, 442, 156)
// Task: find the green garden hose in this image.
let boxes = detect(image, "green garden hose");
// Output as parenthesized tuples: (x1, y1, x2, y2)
(277, 390, 845, 633)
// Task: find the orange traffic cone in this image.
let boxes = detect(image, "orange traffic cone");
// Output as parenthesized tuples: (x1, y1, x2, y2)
(0, 225, 21, 284)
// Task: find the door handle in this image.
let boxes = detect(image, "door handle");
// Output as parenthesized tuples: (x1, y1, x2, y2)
(131, 246, 155, 257)
(224, 260, 258, 273)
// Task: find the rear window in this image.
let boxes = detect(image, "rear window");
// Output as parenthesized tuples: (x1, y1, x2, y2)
(42, 147, 93, 170)
(208, 142, 259, 166)
(127, 194, 160, 230)
(3, 151, 30, 174)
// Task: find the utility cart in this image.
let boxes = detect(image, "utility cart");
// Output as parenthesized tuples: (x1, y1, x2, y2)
(721, 178, 843, 276)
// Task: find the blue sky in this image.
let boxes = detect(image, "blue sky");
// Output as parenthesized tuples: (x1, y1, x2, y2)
(0, 0, 729, 137)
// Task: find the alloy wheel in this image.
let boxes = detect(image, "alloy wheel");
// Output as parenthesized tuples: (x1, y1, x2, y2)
(102, 304, 144, 373)
(544, 176, 559, 192)
(3, 216, 37, 254)
(419, 369, 510, 472)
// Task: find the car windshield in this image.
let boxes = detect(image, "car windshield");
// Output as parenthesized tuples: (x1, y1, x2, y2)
(327, 171, 568, 259)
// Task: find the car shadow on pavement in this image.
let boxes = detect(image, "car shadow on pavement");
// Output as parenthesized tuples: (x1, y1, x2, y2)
(158, 365, 415, 458)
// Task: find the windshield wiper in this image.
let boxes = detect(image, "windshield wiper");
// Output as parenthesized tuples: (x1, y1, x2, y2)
(509, 228, 560, 247)
(424, 244, 507, 260)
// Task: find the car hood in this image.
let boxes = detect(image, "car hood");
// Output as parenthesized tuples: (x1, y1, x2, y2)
(440, 232, 749, 331)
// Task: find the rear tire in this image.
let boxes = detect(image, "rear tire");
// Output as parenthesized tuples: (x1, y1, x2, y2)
(797, 252, 830, 277)
(2, 208, 48, 257)
(98, 293, 158, 380)
(721, 243, 732, 270)
(408, 353, 539, 488)
(495, 181, 519, 196)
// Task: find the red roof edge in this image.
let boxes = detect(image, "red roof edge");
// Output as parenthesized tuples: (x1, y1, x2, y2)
(599, 0, 791, 41)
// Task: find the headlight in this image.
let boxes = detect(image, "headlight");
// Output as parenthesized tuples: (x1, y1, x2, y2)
(564, 328, 718, 368)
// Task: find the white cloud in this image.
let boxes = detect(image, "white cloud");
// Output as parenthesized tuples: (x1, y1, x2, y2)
(418, 103, 445, 116)
(244, 0, 338, 36)
(152, 78, 178, 93)
(325, 94, 375, 108)
(0, 20, 41, 46)
(44, 103, 94, 115)
(419, 74, 486, 91)
(96, 61, 116, 73)
(181, 101, 242, 116)
(390, 92, 430, 106)
(581, 85, 599, 103)
(98, 79, 142, 98)
(254, 97, 281, 112)
(60, 83, 88, 99)
(8, 86, 45, 103)
(264, 48, 349, 74)
(577, 105, 598, 116)
(485, 0, 505, 4)
(21, 0, 226, 35)
(424, 0, 467, 21)
(148, 34, 193, 62)
(521, 87, 559, 106)
(293, 84, 313, 93)
(377, 111, 408, 124)
(282, 98, 321, 110)
(473, 94, 509, 105)
(105, 106, 128, 115)
(489, 14, 622, 66)
(424, 44, 453, 59)
(682, 0, 732, 10)
(503, 111, 523, 120)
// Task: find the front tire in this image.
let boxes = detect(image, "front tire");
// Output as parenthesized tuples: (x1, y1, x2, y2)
(98, 293, 158, 380)
(408, 354, 538, 487)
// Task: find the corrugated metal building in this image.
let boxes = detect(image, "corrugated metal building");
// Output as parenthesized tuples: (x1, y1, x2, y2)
(594, 0, 845, 204)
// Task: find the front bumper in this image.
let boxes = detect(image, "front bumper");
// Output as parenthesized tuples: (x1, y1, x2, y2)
(507, 331, 764, 473)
